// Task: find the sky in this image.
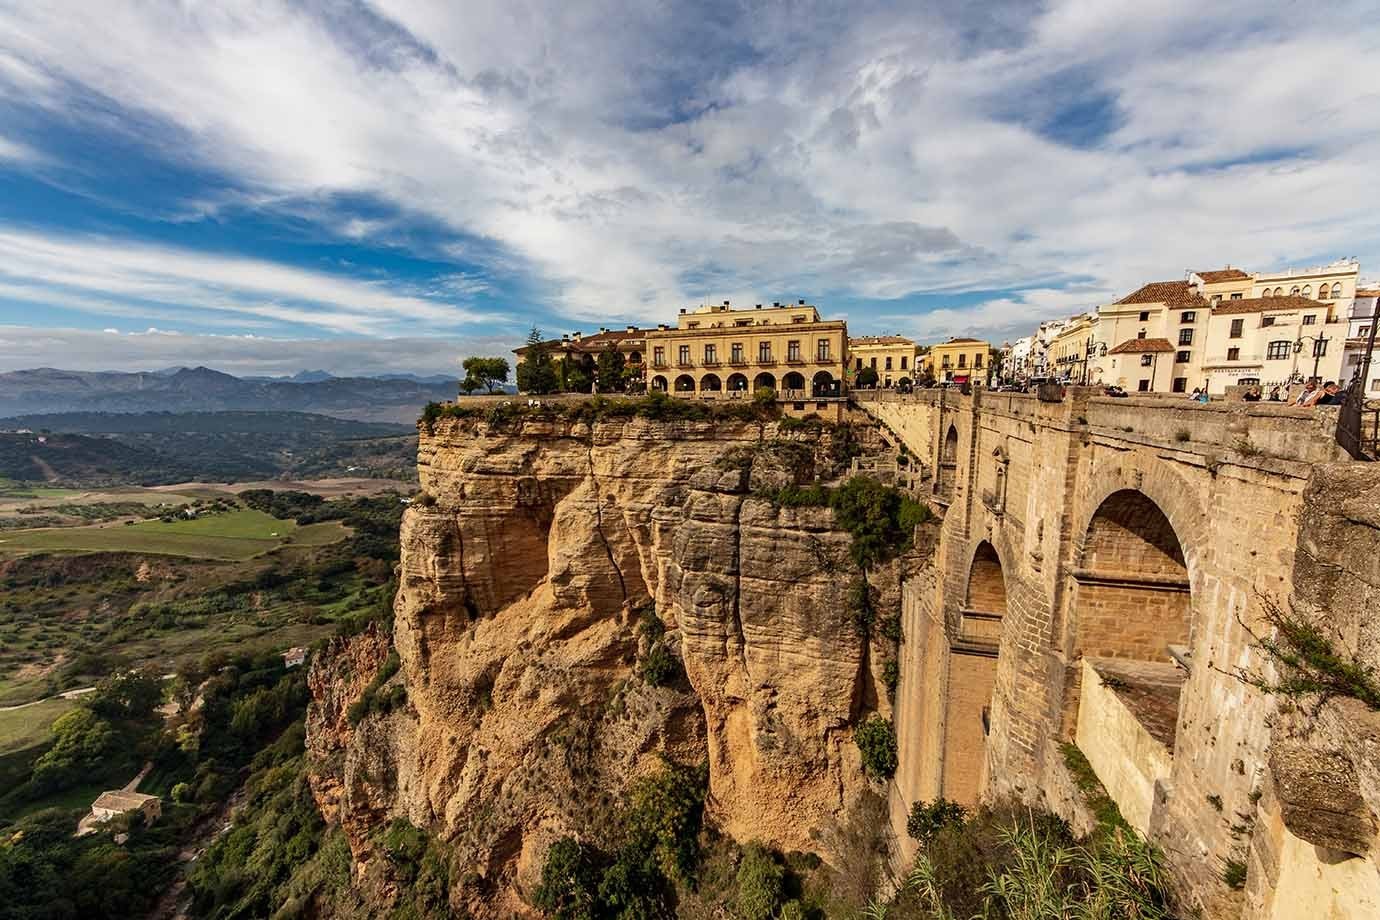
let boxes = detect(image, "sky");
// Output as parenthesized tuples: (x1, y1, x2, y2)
(0, 0, 1378, 377)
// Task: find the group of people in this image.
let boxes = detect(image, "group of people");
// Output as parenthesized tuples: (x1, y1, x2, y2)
(1236, 380, 1346, 406)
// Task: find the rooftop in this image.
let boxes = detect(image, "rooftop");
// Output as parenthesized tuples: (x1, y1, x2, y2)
(1107, 337, 1175, 355)
(1115, 280, 1209, 309)
(850, 335, 915, 346)
(93, 790, 158, 811)
(1212, 294, 1321, 316)
(1193, 268, 1251, 283)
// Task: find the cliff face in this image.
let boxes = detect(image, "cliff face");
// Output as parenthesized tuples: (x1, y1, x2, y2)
(307, 414, 896, 913)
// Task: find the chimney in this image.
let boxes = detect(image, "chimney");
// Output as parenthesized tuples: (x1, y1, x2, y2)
(773, 301, 780, 307)
(798, 299, 805, 305)
(573, 331, 582, 341)
(723, 300, 730, 306)
(755, 304, 762, 309)
(561, 333, 570, 342)
(680, 308, 686, 314)
(658, 324, 668, 330)
(626, 325, 636, 333)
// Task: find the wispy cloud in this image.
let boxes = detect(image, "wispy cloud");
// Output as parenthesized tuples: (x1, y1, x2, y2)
(0, 228, 479, 335)
(0, 0, 1377, 353)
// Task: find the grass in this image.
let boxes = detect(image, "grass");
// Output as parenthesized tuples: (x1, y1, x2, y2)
(0, 697, 75, 755)
(0, 509, 347, 560)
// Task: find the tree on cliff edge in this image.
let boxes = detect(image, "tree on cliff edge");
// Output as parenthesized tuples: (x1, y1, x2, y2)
(460, 356, 510, 394)
(517, 326, 559, 395)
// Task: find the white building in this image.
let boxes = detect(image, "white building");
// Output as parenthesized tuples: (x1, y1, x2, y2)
(1343, 286, 1380, 399)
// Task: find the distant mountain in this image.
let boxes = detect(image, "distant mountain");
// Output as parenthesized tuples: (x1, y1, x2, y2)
(0, 367, 458, 424)
(371, 372, 458, 385)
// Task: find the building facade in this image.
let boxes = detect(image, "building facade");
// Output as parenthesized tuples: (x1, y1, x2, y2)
(513, 326, 648, 391)
(925, 337, 994, 385)
(849, 335, 920, 387)
(643, 301, 848, 407)
(1343, 287, 1380, 398)
(1047, 314, 1097, 383)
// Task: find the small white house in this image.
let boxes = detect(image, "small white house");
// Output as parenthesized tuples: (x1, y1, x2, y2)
(282, 646, 308, 669)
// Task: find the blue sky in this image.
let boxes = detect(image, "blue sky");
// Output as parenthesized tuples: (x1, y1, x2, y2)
(0, 0, 1377, 376)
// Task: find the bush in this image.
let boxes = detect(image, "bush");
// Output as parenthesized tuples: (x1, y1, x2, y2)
(830, 476, 929, 568)
(735, 843, 786, 920)
(883, 658, 900, 698)
(640, 641, 678, 687)
(907, 798, 967, 843)
(533, 837, 602, 920)
(346, 651, 405, 725)
(855, 715, 897, 780)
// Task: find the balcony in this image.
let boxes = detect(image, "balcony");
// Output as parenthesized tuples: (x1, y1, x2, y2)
(728, 356, 748, 366)
(675, 361, 695, 369)
(1202, 353, 1263, 368)
(785, 354, 806, 365)
(815, 353, 833, 363)
(651, 361, 668, 370)
(757, 356, 777, 366)
(780, 388, 806, 400)
(702, 359, 721, 368)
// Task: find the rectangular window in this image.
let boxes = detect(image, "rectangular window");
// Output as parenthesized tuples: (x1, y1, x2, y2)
(1303, 314, 1316, 325)
(1182, 311, 1196, 323)
(1227, 347, 1240, 361)
(1313, 339, 1327, 357)
(703, 344, 717, 364)
(678, 345, 691, 365)
(870, 357, 877, 369)
(1172, 377, 1188, 393)
(958, 354, 967, 368)
(1361, 325, 1373, 338)
(1137, 330, 1147, 339)
(653, 346, 665, 367)
(885, 356, 893, 370)
(1178, 329, 1194, 346)
(758, 342, 772, 362)
(900, 356, 908, 370)
(1267, 341, 1291, 360)
(687, 321, 699, 329)
(1138, 379, 1151, 392)
(1140, 354, 1154, 367)
(816, 338, 830, 361)
(1176, 350, 1190, 363)
(1211, 294, 1222, 303)
(787, 340, 802, 361)
(975, 354, 984, 368)
(853, 356, 861, 371)
(1231, 293, 1243, 300)
(792, 315, 806, 323)
(1139, 311, 1150, 321)
(1262, 316, 1275, 327)
(731, 343, 744, 363)
(1230, 318, 1244, 338)
(734, 319, 751, 326)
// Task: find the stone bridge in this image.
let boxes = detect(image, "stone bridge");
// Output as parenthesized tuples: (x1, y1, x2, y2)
(854, 388, 1380, 920)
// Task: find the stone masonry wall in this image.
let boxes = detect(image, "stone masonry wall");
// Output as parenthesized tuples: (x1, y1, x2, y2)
(863, 388, 1367, 919)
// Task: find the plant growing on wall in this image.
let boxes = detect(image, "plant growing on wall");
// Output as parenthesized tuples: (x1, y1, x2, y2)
(855, 715, 897, 779)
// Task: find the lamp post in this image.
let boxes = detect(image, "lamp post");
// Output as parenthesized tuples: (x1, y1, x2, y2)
(1293, 333, 1331, 383)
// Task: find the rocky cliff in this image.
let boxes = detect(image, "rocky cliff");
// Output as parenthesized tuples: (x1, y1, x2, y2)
(306, 412, 908, 914)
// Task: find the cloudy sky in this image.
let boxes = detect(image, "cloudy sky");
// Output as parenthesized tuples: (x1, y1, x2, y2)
(1, 0, 1377, 376)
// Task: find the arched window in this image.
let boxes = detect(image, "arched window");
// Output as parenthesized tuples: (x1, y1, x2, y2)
(1274, 287, 1284, 296)
(752, 372, 776, 393)
(700, 373, 722, 392)
(673, 374, 695, 392)
(1332, 282, 1343, 299)
(1291, 286, 1300, 295)
(1302, 285, 1312, 297)
(1262, 288, 1272, 298)
(726, 373, 749, 391)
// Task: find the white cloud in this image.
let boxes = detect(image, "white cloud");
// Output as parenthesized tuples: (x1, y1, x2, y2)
(0, 228, 480, 334)
(0, 0, 1377, 343)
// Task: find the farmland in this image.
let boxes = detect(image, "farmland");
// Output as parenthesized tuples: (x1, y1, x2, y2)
(0, 508, 348, 560)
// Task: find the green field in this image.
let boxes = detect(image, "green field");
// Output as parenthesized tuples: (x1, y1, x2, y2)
(0, 697, 75, 755)
(0, 509, 347, 560)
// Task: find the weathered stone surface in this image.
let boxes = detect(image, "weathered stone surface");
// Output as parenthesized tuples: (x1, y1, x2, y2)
(306, 414, 894, 915)
(1269, 742, 1376, 856)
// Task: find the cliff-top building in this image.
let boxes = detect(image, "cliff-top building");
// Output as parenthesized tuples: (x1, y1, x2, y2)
(924, 337, 995, 385)
(849, 334, 920, 387)
(643, 300, 848, 418)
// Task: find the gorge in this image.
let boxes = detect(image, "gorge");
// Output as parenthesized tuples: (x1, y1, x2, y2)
(307, 391, 1380, 919)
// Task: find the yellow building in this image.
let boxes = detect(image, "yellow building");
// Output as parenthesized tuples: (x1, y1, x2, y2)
(926, 337, 995, 384)
(643, 300, 848, 413)
(1047, 314, 1097, 383)
(849, 335, 920, 387)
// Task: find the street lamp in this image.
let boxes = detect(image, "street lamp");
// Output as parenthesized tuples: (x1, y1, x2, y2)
(1293, 333, 1331, 383)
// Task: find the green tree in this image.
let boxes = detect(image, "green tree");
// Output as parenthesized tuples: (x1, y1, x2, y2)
(516, 327, 559, 395)
(735, 844, 786, 920)
(596, 344, 626, 393)
(461, 356, 510, 394)
(856, 366, 879, 388)
(533, 837, 602, 920)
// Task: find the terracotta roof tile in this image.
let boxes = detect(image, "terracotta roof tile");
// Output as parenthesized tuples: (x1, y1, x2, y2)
(1194, 268, 1251, 283)
(1114, 281, 1209, 309)
(1107, 337, 1175, 355)
(1212, 294, 1319, 315)
(1356, 289, 1380, 298)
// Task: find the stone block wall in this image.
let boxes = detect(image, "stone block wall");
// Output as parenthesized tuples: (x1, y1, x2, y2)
(861, 389, 1376, 918)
